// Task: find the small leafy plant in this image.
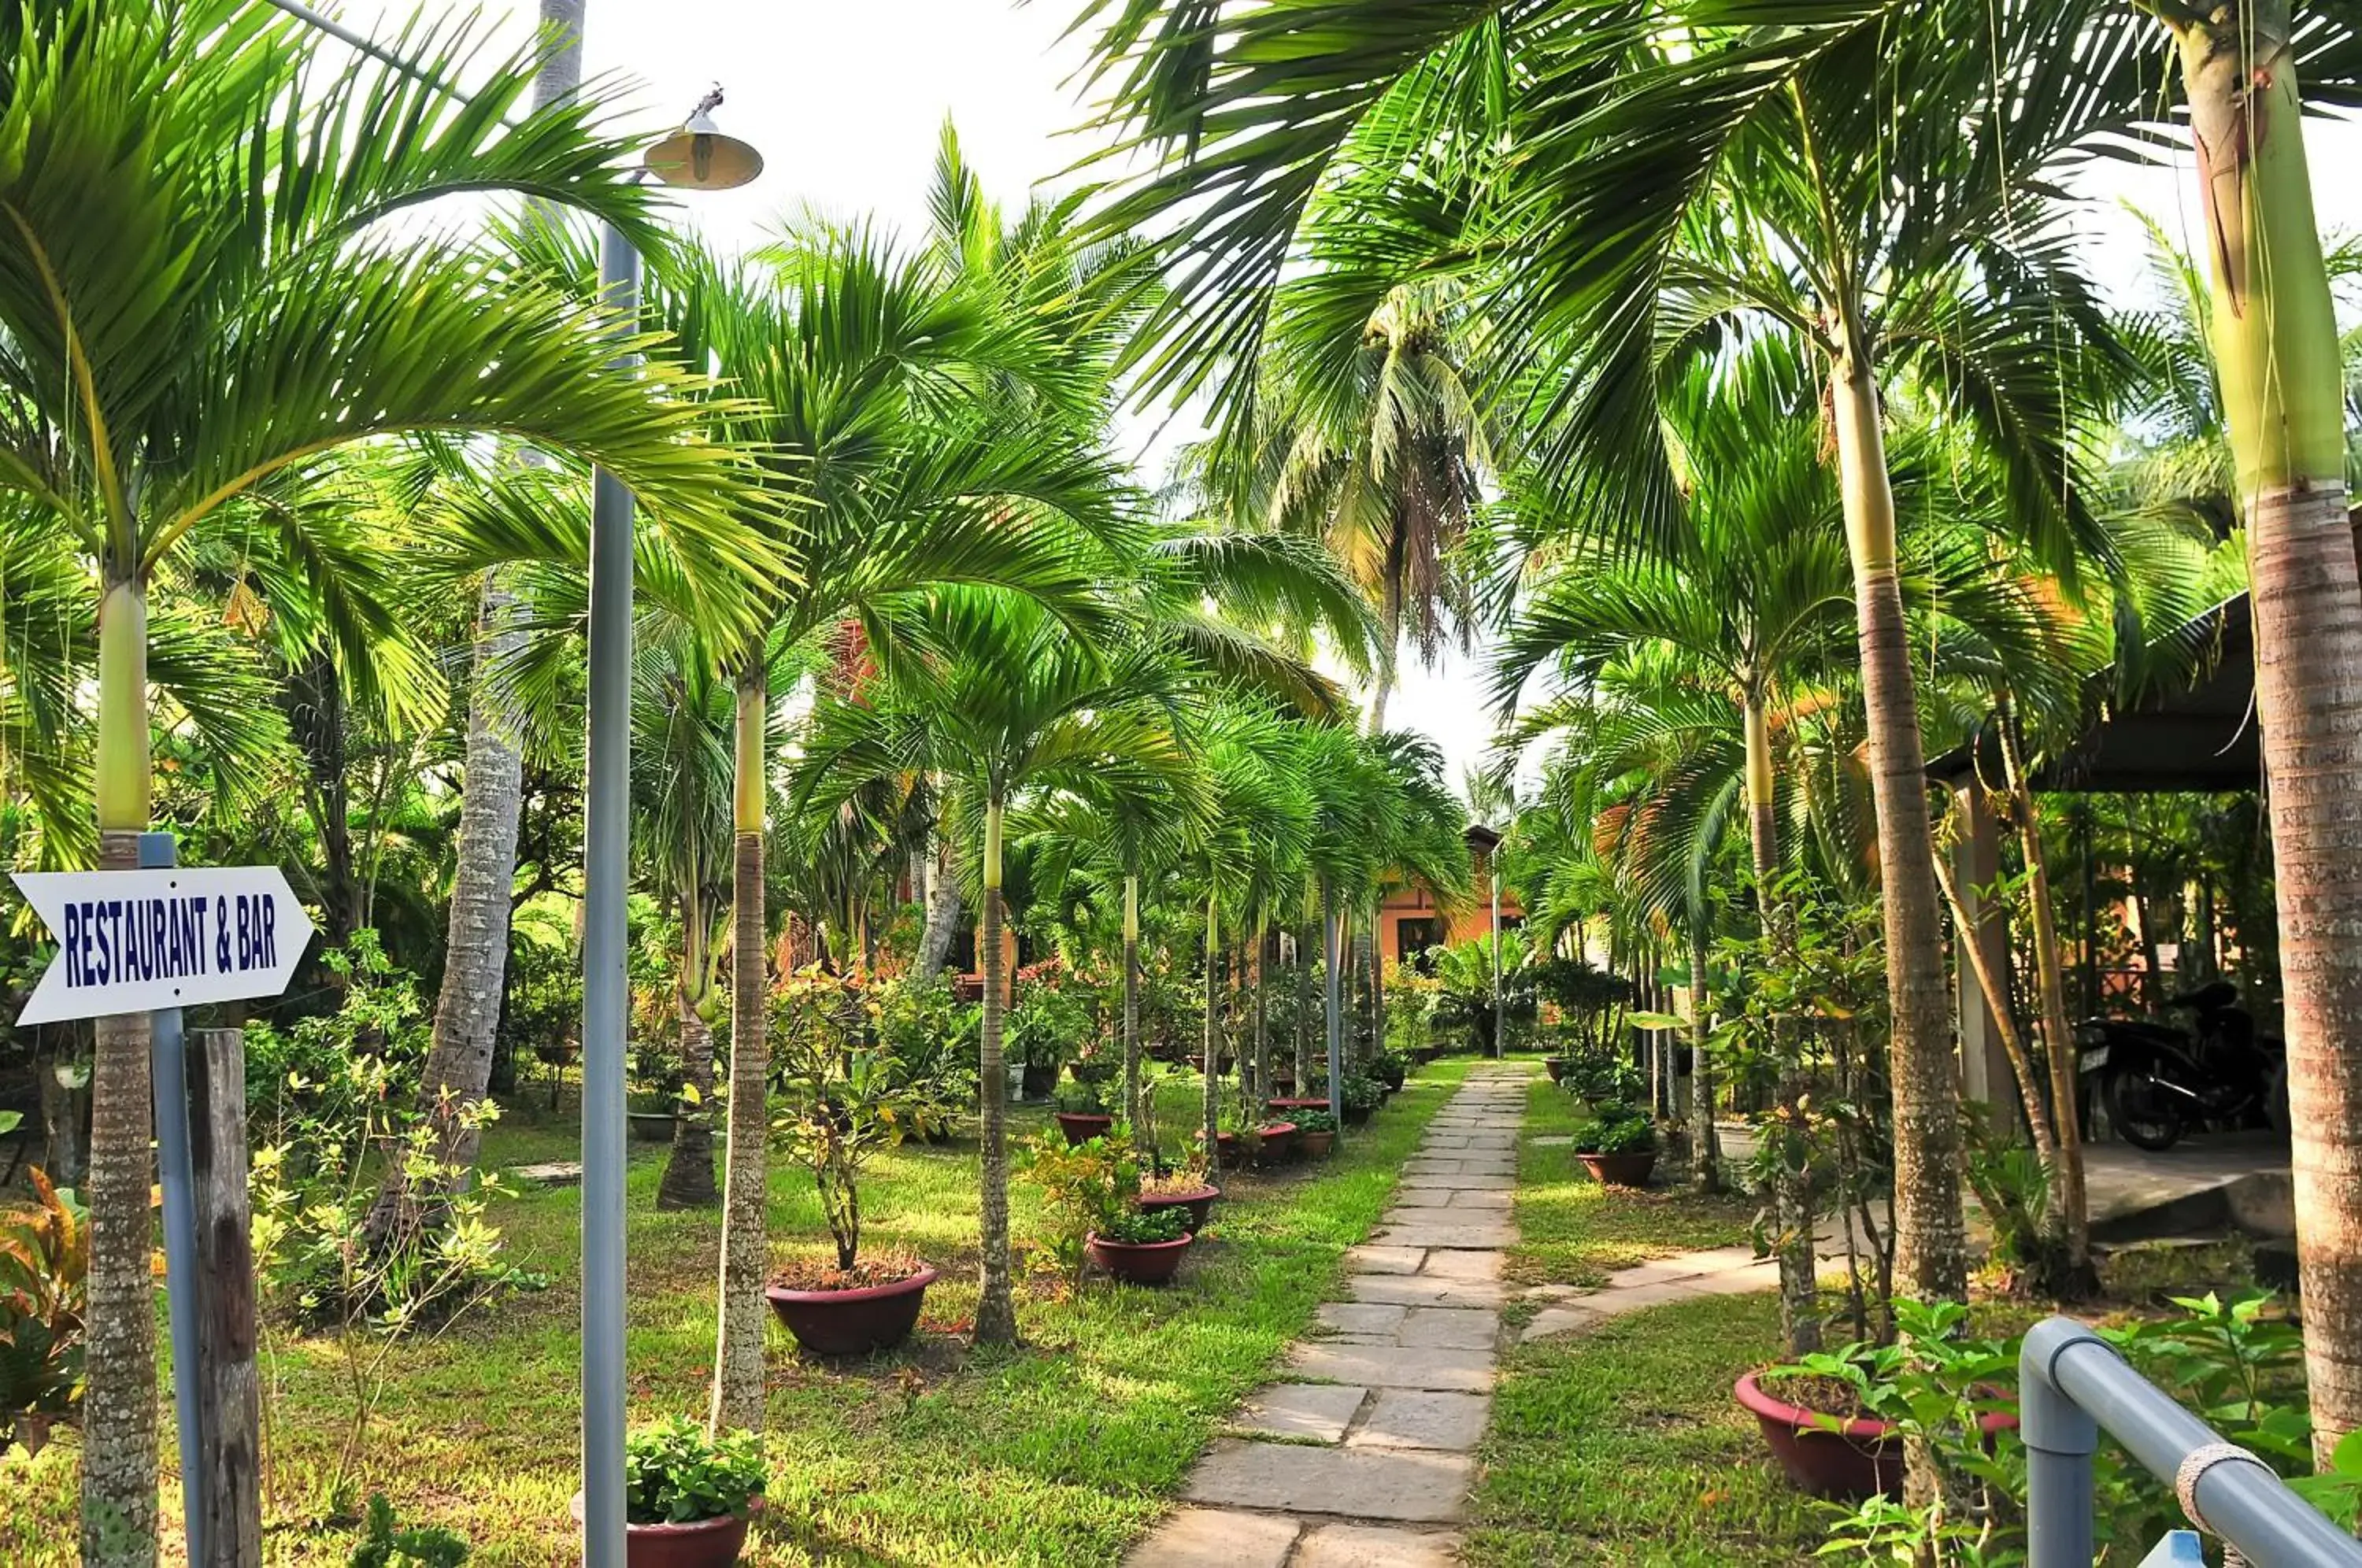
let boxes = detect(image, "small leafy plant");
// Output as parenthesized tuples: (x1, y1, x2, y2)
(1021, 1130, 1140, 1281)
(1293, 1109, 1338, 1135)
(1098, 1206, 1188, 1245)
(1339, 1075, 1383, 1114)
(0, 1168, 87, 1419)
(772, 965, 918, 1271)
(1574, 1101, 1657, 1157)
(349, 1492, 467, 1567)
(623, 1416, 766, 1525)
(1055, 1078, 1112, 1116)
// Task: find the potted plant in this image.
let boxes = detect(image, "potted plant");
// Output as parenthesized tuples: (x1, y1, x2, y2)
(0, 1165, 86, 1457)
(1138, 1167, 1220, 1233)
(1086, 1205, 1194, 1285)
(1574, 1101, 1657, 1185)
(874, 971, 979, 1146)
(1052, 1079, 1115, 1145)
(1256, 1119, 1299, 1166)
(1291, 1108, 1338, 1157)
(1010, 969, 1087, 1100)
(1023, 1127, 1143, 1281)
(568, 1415, 765, 1566)
(765, 989, 935, 1355)
(1370, 1048, 1409, 1093)
(1338, 1074, 1382, 1127)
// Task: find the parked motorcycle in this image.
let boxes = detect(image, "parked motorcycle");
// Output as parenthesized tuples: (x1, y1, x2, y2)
(2074, 980, 2287, 1152)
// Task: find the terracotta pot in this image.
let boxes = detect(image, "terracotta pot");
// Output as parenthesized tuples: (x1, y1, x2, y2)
(1053, 1111, 1115, 1146)
(1544, 1057, 1571, 1084)
(764, 1265, 938, 1356)
(1733, 1371, 2019, 1500)
(1138, 1183, 1220, 1234)
(1579, 1152, 1656, 1187)
(572, 1493, 760, 1568)
(1257, 1122, 1298, 1166)
(1299, 1129, 1335, 1158)
(1265, 1096, 1329, 1117)
(628, 1111, 677, 1143)
(1087, 1230, 1194, 1285)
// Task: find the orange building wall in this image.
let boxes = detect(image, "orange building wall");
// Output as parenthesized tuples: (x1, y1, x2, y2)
(1377, 843, 1523, 966)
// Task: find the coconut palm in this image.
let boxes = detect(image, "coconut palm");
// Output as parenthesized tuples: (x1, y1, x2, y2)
(0, 7, 770, 1549)
(794, 589, 1194, 1344)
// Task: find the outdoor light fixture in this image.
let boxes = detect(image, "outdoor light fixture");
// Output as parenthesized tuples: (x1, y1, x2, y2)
(643, 87, 764, 190)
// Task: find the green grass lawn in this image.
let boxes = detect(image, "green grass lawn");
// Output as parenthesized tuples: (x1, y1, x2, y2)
(0, 1063, 1468, 1566)
(1507, 1078, 1758, 1292)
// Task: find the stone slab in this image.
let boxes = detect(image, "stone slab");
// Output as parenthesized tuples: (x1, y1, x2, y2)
(1343, 1244, 1426, 1275)
(1126, 1505, 1299, 1567)
(1446, 1189, 1512, 1209)
(1604, 1246, 1763, 1289)
(508, 1161, 583, 1187)
(1518, 1303, 1612, 1343)
(1418, 1248, 1503, 1282)
(1183, 1438, 1474, 1523)
(1231, 1381, 1369, 1444)
(1347, 1389, 1493, 1452)
(1531, 1134, 1574, 1147)
(1289, 1341, 1494, 1392)
(1345, 1273, 1508, 1310)
(1389, 1188, 1457, 1208)
(1293, 1523, 1464, 1568)
(1375, 1222, 1516, 1252)
(1404, 1173, 1512, 1192)
(1318, 1302, 1409, 1336)
(1398, 1307, 1498, 1350)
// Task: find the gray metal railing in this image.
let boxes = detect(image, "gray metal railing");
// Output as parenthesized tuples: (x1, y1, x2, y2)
(2021, 1315, 2362, 1567)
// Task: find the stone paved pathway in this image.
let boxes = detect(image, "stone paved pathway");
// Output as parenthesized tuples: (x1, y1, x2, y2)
(1129, 1064, 1534, 1567)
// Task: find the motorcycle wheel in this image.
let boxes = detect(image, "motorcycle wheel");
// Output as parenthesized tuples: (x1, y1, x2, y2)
(2106, 1068, 2186, 1152)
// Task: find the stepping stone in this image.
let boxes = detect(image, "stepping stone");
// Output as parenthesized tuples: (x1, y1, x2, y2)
(1348, 1389, 1493, 1452)
(1289, 1342, 1494, 1392)
(1127, 1506, 1299, 1567)
(1294, 1523, 1464, 1567)
(1403, 1161, 1464, 1177)
(1390, 1188, 1456, 1207)
(1398, 1307, 1498, 1351)
(1604, 1246, 1762, 1288)
(1233, 1382, 1368, 1444)
(1344, 1244, 1426, 1275)
(1419, 1249, 1503, 1282)
(1447, 1189, 1512, 1209)
(1405, 1173, 1512, 1192)
(1346, 1274, 1508, 1310)
(509, 1161, 583, 1187)
(1520, 1303, 1612, 1343)
(1531, 1134, 1574, 1147)
(1375, 1222, 1515, 1251)
(1183, 1438, 1474, 1523)
(1318, 1302, 1408, 1337)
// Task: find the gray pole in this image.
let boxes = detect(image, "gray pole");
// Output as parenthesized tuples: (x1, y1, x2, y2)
(1324, 883, 1344, 1130)
(580, 223, 639, 1568)
(1490, 856, 1501, 1060)
(139, 830, 204, 1563)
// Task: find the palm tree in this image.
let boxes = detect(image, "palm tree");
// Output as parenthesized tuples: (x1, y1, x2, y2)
(796, 589, 1193, 1344)
(0, 8, 768, 1551)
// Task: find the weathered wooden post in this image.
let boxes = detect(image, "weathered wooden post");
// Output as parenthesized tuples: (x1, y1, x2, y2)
(188, 1027, 261, 1566)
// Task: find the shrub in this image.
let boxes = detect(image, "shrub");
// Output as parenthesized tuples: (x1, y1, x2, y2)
(1009, 967, 1092, 1071)
(772, 966, 917, 1270)
(623, 1416, 766, 1525)
(1293, 1109, 1338, 1134)
(1021, 1130, 1140, 1281)
(349, 1492, 467, 1567)
(1573, 1101, 1656, 1156)
(0, 1169, 86, 1420)
(1340, 1075, 1383, 1114)
(871, 970, 979, 1138)
(1098, 1206, 1187, 1245)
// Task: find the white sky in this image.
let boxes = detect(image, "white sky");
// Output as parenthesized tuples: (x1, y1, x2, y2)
(329, 0, 2362, 792)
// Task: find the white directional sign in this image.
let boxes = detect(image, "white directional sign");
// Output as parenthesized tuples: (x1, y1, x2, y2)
(13, 866, 316, 1026)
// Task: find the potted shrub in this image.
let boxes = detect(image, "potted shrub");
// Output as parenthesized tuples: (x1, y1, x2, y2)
(1010, 969, 1087, 1100)
(1052, 1079, 1115, 1145)
(1292, 1108, 1338, 1157)
(1086, 1205, 1194, 1285)
(874, 971, 979, 1146)
(568, 1415, 765, 1566)
(1574, 1100, 1657, 1185)
(1022, 1127, 1141, 1281)
(1256, 1119, 1299, 1166)
(765, 996, 935, 1355)
(1138, 1167, 1220, 1233)
(1371, 1048, 1409, 1093)
(1338, 1074, 1382, 1127)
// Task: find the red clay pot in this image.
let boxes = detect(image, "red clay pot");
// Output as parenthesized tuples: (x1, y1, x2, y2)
(764, 1265, 938, 1356)
(1265, 1096, 1330, 1117)
(1544, 1057, 1571, 1084)
(1579, 1152, 1656, 1187)
(572, 1493, 760, 1568)
(1299, 1129, 1335, 1158)
(1257, 1122, 1298, 1165)
(1053, 1111, 1115, 1146)
(1733, 1371, 2019, 1500)
(1087, 1230, 1194, 1285)
(1138, 1182, 1220, 1233)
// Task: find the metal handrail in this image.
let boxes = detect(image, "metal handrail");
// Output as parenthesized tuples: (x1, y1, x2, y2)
(2020, 1315, 2362, 1567)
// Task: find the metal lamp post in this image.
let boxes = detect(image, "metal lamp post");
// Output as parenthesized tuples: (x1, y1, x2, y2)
(581, 94, 764, 1568)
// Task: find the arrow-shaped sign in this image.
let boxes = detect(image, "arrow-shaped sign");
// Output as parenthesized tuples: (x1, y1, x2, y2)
(13, 867, 316, 1026)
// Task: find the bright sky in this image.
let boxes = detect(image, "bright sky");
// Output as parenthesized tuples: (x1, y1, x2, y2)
(329, 0, 2362, 794)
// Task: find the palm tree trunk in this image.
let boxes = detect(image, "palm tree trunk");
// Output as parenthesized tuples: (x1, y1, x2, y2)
(914, 823, 962, 979)
(1827, 331, 1968, 1304)
(1123, 871, 1142, 1139)
(974, 799, 1018, 1344)
(2167, 1, 2362, 1463)
(1294, 913, 1314, 1091)
(1997, 706, 2090, 1286)
(1253, 918, 1272, 1102)
(710, 664, 768, 1434)
(1686, 912, 1717, 1193)
(1744, 692, 1820, 1355)
(1202, 894, 1222, 1176)
(85, 569, 158, 1568)
(659, 892, 720, 1211)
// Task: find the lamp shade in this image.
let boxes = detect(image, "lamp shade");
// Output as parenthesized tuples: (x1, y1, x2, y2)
(643, 109, 764, 191)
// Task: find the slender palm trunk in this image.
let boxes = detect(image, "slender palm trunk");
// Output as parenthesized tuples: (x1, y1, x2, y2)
(1932, 852, 2059, 1167)
(1745, 693, 1819, 1355)
(658, 893, 719, 1211)
(2168, 2, 2362, 1463)
(1997, 706, 2090, 1285)
(1686, 912, 1717, 1193)
(1294, 915, 1313, 1090)
(710, 664, 768, 1434)
(974, 800, 1017, 1344)
(86, 573, 157, 1567)
(914, 824, 961, 980)
(1253, 918, 1272, 1102)
(1123, 871, 1142, 1139)
(1202, 895, 1222, 1175)
(1827, 329, 1968, 1304)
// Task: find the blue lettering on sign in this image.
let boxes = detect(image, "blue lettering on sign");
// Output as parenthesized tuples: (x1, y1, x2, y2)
(57, 893, 229, 991)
